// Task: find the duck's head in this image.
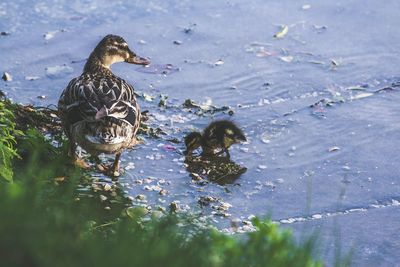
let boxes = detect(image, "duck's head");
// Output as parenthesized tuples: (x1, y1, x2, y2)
(91, 34, 150, 68)
(184, 131, 203, 155)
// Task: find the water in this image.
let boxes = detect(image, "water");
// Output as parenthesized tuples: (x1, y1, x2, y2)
(1, 0, 400, 265)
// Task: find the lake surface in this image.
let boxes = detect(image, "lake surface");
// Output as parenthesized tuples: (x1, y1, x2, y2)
(1, 0, 400, 265)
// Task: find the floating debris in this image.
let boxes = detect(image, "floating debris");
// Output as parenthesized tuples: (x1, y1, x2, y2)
(214, 59, 224, 66)
(37, 95, 46, 99)
(328, 146, 340, 152)
(138, 39, 147, 45)
(173, 40, 182, 45)
(43, 31, 58, 40)
(136, 64, 179, 75)
(351, 92, 374, 100)
(183, 23, 197, 34)
(2, 72, 12, 81)
(198, 196, 218, 207)
(258, 165, 267, 170)
(273, 25, 289, 38)
(280, 56, 293, 63)
(0, 31, 10, 36)
(25, 76, 40, 81)
(182, 98, 231, 116)
(313, 25, 327, 33)
(302, 4, 311, 10)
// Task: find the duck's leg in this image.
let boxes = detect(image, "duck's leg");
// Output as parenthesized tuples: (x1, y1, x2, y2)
(108, 153, 122, 177)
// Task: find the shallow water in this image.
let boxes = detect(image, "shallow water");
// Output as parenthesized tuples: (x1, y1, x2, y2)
(1, 0, 400, 265)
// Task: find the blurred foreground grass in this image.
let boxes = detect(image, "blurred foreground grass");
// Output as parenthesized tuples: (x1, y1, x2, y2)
(0, 93, 327, 267)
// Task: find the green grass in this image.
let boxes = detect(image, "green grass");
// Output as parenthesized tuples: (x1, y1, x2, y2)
(0, 96, 325, 267)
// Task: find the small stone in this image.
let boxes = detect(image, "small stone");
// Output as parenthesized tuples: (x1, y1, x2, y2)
(104, 206, 111, 210)
(173, 40, 182, 45)
(1, 32, 10, 36)
(2, 72, 12, 81)
(159, 189, 168, 196)
(99, 195, 107, 202)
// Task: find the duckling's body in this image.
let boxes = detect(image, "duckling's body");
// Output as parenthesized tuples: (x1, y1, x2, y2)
(184, 120, 246, 158)
(58, 34, 150, 176)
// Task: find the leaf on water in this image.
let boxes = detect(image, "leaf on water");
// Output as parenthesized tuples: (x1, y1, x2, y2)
(273, 25, 289, 38)
(328, 146, 340, 152)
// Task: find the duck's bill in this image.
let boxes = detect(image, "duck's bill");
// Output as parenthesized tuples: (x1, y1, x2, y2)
(125, 56, 150, 65)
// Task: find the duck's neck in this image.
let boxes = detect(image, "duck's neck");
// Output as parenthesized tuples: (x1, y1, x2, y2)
(83, 52, 113, 75)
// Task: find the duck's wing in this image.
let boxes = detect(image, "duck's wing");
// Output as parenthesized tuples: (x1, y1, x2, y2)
(58, 74, 140, 130)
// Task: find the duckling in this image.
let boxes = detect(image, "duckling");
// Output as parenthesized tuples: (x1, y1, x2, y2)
(58, 34, 150, 177)
(184, 120, 246, 158)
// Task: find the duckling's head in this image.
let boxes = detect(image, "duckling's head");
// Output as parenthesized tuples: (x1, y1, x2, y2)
(216, 120, 246, 148)
(90, 34, 150, 69)
(184, 131, 203, 155)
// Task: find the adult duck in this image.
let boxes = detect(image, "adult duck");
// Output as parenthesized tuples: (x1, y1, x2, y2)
(58, 34, 150, 176)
